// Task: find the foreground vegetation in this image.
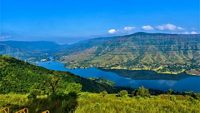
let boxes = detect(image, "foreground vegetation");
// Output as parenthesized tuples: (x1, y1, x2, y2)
(1, 91, 200, 113)
(76, 93, 200, 113)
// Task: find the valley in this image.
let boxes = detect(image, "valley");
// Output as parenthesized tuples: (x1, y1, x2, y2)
(0, 54, 200, 112)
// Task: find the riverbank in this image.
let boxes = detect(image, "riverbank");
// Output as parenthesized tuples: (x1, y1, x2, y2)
(65, 65, 200, 76)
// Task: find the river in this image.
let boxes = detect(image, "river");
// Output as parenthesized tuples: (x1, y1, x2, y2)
(37, 61, 200, 92)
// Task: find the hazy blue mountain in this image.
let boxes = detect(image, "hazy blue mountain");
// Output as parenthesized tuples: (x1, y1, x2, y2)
(0, 41, 67, 61)
(1, 41, 60, 50)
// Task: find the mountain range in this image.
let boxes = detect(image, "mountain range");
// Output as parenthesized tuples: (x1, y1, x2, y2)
(0, 32, 200, 75)
(57, 32, 200, 75)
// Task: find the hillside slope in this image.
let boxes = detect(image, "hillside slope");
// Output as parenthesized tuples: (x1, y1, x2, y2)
(58, 33, 200, 75)
(0, 55, 115, 94)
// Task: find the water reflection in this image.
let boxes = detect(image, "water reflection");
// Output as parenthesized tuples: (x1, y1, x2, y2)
(101, 69, 192, 80)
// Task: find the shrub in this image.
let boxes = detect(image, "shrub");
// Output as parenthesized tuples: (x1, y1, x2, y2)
(100, 91, 108, 97)
(167, 89, 174, 95)
(118, 90, 128, 97)
(28, 89, 41, 99)
(191, 92, 200, 100)
(133, 86, 150, 97)
(64, 83, 82, 94)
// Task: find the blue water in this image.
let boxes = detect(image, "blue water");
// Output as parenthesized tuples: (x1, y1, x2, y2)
(37, 61, 200, 92)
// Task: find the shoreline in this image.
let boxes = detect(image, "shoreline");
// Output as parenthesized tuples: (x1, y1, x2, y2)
(64, 65, 200, 76)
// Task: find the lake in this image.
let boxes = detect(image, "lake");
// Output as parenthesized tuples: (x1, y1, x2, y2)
(37, 61, 200, 92)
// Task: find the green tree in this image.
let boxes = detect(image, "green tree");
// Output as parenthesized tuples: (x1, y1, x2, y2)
(46, 75, 61, 94)
(64, 83, 82, 94)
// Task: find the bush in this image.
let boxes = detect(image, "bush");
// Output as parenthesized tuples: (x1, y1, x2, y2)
(167, 89, 174, 95)
(133, 86, 150, 97)
(28, 92, 78, 113)
(28, 89, 41, 99)
(191, 92, 200, 100)
(118, 90, 128, 97)
(100, 91, 108, 97)
(64, 83, 82, 94)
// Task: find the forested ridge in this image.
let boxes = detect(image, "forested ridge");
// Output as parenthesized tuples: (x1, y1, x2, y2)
(0, 55, 116, 94)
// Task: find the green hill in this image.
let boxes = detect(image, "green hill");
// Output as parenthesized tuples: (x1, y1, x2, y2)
(58, 33, 200, 75)
(0, 55, 115, 94)
(0, 55, 119, 112)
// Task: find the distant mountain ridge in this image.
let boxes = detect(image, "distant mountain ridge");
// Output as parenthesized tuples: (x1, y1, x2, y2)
(1, 41, 60, 50)
(0, 41, 67, 61)
(57, 32, 200, 75)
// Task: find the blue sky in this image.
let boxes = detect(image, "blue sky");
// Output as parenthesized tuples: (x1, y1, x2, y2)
(0, 0, 199, 43)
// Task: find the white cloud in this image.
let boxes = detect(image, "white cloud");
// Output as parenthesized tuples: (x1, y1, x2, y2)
(156, 24, 183, 31)
(142, 25, 154, 30)
(124, 26, 135, 31)
(156, 24, 176, 30)
(108, 29, 118, 34)
(182, 31, 198, 34)
(191, 31, 198, 34)
(177, 27, 184, 30)
(182, 32, 190, 34)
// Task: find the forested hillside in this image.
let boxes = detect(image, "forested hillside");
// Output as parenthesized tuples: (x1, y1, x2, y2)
(0, 55, 117, 112)
(0, 55, 115, 94)
(58, 33, 200, 75)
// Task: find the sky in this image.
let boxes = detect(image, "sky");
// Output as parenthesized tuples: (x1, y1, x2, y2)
(0, 0, 200, 43)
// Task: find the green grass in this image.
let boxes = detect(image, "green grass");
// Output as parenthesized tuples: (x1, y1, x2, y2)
(76, 93, 200, 113)
(1, 93, 200, 113)
(0, 94, 28, 107)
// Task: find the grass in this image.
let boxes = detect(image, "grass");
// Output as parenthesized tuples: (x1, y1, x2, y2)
(0, 93, 200, 113)
(0, 94, 28, 107)
(76, 93, 200, 113)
